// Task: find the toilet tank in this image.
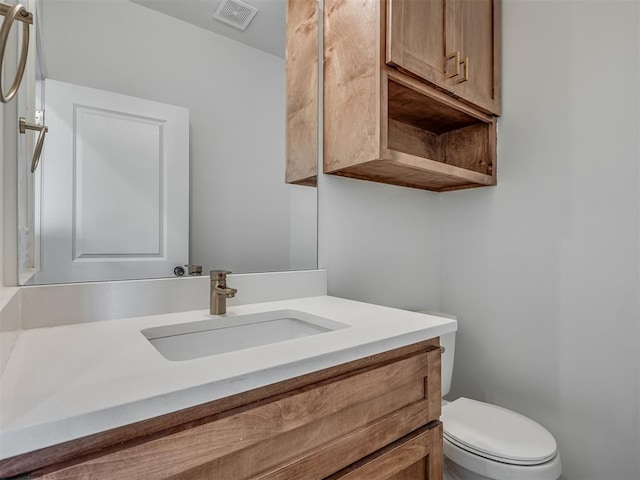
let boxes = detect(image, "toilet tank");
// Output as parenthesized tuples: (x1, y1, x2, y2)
(417, 311, 456, 398)
(440, 331, 456, 398)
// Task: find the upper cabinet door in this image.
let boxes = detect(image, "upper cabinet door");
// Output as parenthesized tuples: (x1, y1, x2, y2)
(446, 0, 501, 115)
(386, 0, 501, 116)
(386, 0, 449, 90)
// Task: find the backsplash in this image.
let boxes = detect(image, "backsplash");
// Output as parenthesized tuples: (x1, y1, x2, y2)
(14, 270, 327, 330)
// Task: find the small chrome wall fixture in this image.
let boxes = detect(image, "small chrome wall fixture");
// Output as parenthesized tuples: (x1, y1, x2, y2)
(0, 2, 33, 104)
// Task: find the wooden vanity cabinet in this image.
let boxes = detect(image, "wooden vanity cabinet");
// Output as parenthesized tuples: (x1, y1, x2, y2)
(4, 340, 443, 480)
(324, 0, 500, 192)
(326, 424, 443, 480)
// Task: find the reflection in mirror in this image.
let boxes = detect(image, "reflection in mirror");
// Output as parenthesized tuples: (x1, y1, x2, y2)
(18, 0, 317, 285)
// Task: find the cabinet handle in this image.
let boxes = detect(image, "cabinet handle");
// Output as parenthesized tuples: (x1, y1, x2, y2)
(457, 57, 469, 84)
(445, 51, 461, 78)
(19, 117, 48, 172)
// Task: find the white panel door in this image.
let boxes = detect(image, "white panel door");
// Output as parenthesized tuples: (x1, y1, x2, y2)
(36, 79, 189, 283)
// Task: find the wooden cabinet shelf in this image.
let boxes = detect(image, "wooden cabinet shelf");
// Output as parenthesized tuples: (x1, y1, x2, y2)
(324, 0, 500, 192)
(335, 70, 496, 192)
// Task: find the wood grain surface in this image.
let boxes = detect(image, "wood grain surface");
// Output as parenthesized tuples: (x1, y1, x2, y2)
(326, 423, 444, 480)
(286, 0, 319, 185)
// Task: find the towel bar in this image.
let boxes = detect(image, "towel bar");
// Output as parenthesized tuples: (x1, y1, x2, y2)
(0, 2, 33, 103)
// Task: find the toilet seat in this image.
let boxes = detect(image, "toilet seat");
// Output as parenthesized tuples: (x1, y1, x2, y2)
(441, 398, 558, 465)
(443, 439, 562, 480)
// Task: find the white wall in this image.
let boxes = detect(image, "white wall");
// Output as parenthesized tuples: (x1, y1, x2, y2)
(439, 2, 640, 479)
(40, 0, 316, 276)
(318, 174, 441, 312)
(289, 185, 318, 270)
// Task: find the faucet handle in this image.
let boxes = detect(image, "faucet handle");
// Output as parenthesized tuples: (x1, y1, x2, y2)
(210, 270, 232, 280)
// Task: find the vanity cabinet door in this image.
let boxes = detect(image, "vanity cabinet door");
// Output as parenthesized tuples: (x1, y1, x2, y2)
(386, 0, 501, 115)
(325, 423, 444, 480)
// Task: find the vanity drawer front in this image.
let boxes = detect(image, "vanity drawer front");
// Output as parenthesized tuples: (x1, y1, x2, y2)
(34, 347, 441, 480)
(324, 423, 443, 480)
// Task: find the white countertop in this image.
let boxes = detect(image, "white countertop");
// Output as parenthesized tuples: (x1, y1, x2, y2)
(0, 295, 456, 460)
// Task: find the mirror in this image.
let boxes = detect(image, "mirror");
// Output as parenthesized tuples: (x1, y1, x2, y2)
(17, 0, 317, 285)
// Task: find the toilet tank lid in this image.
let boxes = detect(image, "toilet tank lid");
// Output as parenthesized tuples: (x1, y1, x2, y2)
(441, 398, 558, 466)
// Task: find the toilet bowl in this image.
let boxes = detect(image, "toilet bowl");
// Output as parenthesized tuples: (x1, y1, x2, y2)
(420, 313, 562, 480)
(441, 397, 561, 480)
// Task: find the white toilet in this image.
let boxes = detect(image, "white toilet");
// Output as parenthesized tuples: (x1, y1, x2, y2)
(439, 332, 562, 480)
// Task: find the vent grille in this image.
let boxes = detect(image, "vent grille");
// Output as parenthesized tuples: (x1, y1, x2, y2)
(213, 0, 258, 31)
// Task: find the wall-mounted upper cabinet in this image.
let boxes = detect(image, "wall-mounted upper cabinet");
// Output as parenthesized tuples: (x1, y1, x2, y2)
(285, 0, 318, 186)
(387, 0, 501, 116)
(324, 0, 500, 192)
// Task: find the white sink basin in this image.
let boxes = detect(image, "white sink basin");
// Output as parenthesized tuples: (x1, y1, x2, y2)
(142, 309, 350, 361)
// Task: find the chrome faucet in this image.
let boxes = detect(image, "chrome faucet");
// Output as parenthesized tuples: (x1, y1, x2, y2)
(210, 270, 237, 315)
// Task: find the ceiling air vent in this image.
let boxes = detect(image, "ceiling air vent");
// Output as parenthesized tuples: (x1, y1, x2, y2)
(213, 0, 258, 31)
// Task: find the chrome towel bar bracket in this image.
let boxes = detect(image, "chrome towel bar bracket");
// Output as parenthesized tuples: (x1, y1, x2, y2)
(0, 2, 33, 104)
(19, 117, 48, 172)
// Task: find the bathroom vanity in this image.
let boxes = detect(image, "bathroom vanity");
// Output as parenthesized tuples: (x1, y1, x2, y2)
(0, 292, 455, 479)
(7, 341, 443, 479)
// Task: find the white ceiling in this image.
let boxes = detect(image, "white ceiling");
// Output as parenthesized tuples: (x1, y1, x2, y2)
(132, 0, 286, 58)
